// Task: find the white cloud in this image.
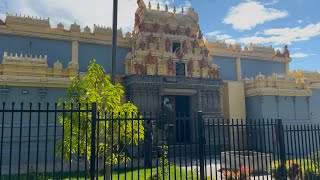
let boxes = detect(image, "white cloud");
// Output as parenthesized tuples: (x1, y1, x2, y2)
(298, 20, 303, 24)
(291, 53, 310, 58)
(239, 22, 320, 45)
(223, 0, 288, 31)
(206, 31, 231, 39)
(0, 0, 190, 33)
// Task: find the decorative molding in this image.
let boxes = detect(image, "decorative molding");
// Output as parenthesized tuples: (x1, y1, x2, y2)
(243, 73, 312, 97)
(0, 13, 130, 47)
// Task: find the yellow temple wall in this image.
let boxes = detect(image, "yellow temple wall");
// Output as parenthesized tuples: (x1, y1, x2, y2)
(222, 81, 246, 120)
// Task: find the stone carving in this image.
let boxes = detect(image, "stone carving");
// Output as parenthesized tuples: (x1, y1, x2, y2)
(139, 22, 147, 32)
(167, 57, 175, 75)
(274, 45, 291, 58)
(70, 23, 81, 32)
(187, 59, 194, 77)
(139, 40, 146, 50)
(208, 68, 220, 80)
(202, 48, 209, 57)
(148, 33, 156, 44)
(165, 38, 171, 52)
(84, 26, 91, 33)
(153, 22, 160, 33)
(176, 25, 182, 35)
(164, 23, 171, 34)
(146, 51, 156, 64)
(192, 39, 199, 49)
(199, 57, 208, 69)
(182, 40, 188, 54)
(185, 27, 191, 37)
(134, 63, 146, 75)
(53, 60, 63, 69)
(175, 47, 184, 59)
(197, 32, 203, 39)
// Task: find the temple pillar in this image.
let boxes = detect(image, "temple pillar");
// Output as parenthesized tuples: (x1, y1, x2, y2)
(72, 40, 79, 65)
(236, 56, 242, 81)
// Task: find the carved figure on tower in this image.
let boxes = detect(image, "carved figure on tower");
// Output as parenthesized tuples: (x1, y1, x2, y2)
(153, 22, 160, 33)
(176, 25, 182, 35)
(185, 27, 191, 37)
(283, 45, 290, 58)
(147, 51, 155, 64)
(182, 40, 188, 54)
(187, 59, 194, 77)
(134, 63, 146, 75)
(164, 24, 171, 34)
(139, 40, 146, 50)
(167, 57, 175, 75)
(175, 47, 184, 60)
(139, 22, 147, 32)
(148, 33, 156, 44)
(192, 39, 199, 49)
(165, 38, 171, 52)
(199, 57, 208, 69)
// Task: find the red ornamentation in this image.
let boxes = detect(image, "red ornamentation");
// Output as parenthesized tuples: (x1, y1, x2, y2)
(182, 40, 188, 54)
(208, 69, 220, 80)
(165, 38, 171, 52)
(273, 45, 290, 59)
(197, 33, 203, 39)
(134, 63, 146, 75)
(153, 23, 160, 33)
(146, 51, 156, 64)
(187, 59, 194, 77)
(192, 39, 199, 49)
(176, 25, 182, 35)
(164, 24, 171, 34)
(199, 57, 208, 69)
(167, 57, 175, 75)
(175, 47, 184, 59)
(185, 27, 191, 37)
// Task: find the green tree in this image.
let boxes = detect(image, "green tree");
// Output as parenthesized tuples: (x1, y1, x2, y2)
(56, 60, 144, 178)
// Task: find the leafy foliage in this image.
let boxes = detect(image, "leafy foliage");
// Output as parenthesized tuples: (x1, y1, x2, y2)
(56, 59, 144, 166)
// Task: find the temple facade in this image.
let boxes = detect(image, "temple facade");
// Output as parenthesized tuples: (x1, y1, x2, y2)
(0, 0, 319, 128)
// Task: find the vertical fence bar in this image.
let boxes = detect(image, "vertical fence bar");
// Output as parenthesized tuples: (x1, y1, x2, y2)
(35, 103, 41, 180)
(277, 119, 286, 179)
(85, 103, 89, 180)
(18, 103, 23, 179)
(197, 111, 205, 180)
(27, 103, 32, 180)
(53, 103, 58, 180)
(0, 102, 5, 178)
(90, 103, 97, 180)
(8, 102, 14, 179)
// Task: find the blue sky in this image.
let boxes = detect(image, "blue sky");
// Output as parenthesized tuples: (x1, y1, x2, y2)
(0, 0, 319, 71)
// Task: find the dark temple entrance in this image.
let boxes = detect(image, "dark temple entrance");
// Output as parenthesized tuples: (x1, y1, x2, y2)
(175, 96, 191, 143)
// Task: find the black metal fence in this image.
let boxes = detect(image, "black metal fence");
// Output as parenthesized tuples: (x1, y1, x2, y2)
(1, 102, 320, 179)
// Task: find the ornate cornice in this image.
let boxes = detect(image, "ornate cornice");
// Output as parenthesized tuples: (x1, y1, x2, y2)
(124, 75, 222, 90)
(0, 13, 131, 47)
(245, 87, 311, 97)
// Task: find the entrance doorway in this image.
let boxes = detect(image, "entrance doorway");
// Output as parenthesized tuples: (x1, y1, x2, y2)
(175, 96, 191, 143)
(161, 95, 191, 143)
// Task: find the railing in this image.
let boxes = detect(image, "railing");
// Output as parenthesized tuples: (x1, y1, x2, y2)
(1, 102, 320, 179)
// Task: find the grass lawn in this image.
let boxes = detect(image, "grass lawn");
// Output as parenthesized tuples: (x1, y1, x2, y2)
(1, 166, 202, 180)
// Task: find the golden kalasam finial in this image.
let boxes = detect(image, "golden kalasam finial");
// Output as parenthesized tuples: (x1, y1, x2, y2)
(157, 3, 160, 10)
(181, 7, 184, 14)
(148, 1, 151, 9)
(165, 4, 168, 12)
(173, 6, 176, 14)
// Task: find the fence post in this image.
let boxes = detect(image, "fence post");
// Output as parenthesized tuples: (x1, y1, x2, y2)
(198, 111, 205, 180)
(90, 103, 97, 180)
(277, 119, 286, 179)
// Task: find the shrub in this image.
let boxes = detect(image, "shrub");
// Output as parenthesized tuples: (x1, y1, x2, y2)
(222, 166, 250, 180)
(271, 159, 317, 179)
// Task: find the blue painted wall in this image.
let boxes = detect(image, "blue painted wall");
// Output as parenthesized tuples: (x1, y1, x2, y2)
(212, 56, 237, 81)
(241, 59, 285, 78)
(78, 42, 131, 74)
(0, 34, 72, 68)
(245, 96, 263, 119)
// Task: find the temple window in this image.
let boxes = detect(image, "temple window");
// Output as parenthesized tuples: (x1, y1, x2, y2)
(175, 62, 185, 76)
(172, 42, 181, 53)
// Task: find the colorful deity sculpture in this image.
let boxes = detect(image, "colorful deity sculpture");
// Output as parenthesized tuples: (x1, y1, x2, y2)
(176, 25, 182, 35)
(134, 63, 146, 75)
(164, 24, 171, 34)
(187, 59, 194, 77)
(199, 57, 208, 69)
(153, 22, 160, 33)
(182, 40, 188, 55)
(139, 40, 146, 50)
(146, 51, 155, 64)
(167, 57, 175, 75)
(165, 38, 171, 52)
